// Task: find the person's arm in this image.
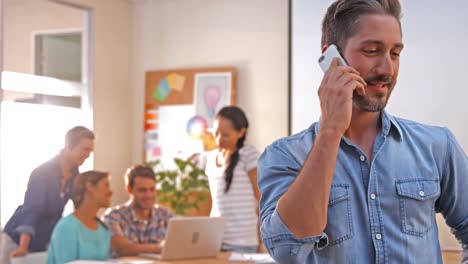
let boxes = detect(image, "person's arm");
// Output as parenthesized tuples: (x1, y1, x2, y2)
(247, 168, 264, 252)
(275, 58, 365, 238)
(257, 59, 365, 263)
(111, 236, 163, 256)
(260, 141, 328, 263)
(103, 210, 165, 257)
(12, 168, 50, 256)
(10, 234, 31, 257)
(435, 128, 468, 258)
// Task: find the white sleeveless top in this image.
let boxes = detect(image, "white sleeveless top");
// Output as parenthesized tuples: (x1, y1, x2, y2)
(200, 145, 260, 246)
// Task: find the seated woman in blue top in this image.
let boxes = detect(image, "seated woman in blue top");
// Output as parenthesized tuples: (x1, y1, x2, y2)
(47, 170, 113, 264)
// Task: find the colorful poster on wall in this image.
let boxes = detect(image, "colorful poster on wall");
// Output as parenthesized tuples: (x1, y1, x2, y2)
(144, 67, 236, 168)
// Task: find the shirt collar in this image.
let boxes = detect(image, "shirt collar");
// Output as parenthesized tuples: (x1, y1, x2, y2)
(381, 111, 402, 139)
(314, 110, 402, 139)
(55, 152, 80, 177)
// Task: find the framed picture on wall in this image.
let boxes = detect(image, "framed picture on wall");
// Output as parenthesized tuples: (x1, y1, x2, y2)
(194, 72, 232, 127)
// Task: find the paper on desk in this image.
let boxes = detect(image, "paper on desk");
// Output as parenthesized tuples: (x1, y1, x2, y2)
(67, 260, 153, 264)
(229, 253, 276, 263)
(66, 261, 111, 264)
(113, 260, 154, 264)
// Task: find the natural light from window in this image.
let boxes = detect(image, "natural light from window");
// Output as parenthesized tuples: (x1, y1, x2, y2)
(0, 102, 92, 227)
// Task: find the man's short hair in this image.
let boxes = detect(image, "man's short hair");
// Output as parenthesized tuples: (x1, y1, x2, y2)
(321, 0, 402, 50)
(125, 165, 156, 189)
(65, 126, 94, 149)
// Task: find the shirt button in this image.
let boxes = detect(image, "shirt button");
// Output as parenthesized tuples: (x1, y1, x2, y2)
(370, 193, 376, 200)
(360, 155, 366, 161)
(419, 191, 425, 197)
(376, 233, 382, 240)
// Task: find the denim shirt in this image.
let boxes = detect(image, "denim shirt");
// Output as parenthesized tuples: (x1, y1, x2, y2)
(258, 112, 468, 264)
(4, 154, 78, 252)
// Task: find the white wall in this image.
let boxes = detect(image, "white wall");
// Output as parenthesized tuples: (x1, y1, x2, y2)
(131, 0, 289, 164)
(291, 0, 468, 251)
(290, 0, 329, 134)
(2, 0, 289, 207)
(62, 0, 134, 205)
(3, 0, 134, 205)
(3, 0, 82, 74)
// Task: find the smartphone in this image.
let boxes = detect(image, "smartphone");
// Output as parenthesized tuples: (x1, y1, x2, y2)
(318, 44, 348, 72)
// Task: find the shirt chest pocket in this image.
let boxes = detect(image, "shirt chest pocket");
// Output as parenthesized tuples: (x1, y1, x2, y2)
(325, 185, 353, 245)
(44, 190, 65, 217)
(396, 179, 440, 236)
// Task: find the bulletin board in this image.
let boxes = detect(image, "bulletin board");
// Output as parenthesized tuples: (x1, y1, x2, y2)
(144, 67, 236, 167)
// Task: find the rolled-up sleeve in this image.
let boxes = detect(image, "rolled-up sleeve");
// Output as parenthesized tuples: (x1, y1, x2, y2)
(436, 128, 468, 247)
(15, 170, 48, 237)
(258, 141, 328, 263)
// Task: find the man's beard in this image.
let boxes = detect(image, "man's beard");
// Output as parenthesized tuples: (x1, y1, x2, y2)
(353, 75, 394, 112)
(133, 199, 153, 210)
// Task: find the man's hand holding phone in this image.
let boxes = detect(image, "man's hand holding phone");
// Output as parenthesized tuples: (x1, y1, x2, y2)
(317, 45, 366, 136)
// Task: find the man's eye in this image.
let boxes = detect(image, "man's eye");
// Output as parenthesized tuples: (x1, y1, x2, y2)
(364, 49, 377, 54)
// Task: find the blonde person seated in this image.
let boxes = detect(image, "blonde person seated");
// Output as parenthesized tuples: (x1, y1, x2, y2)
(103, 165, 174, 257)
(46, 171, 113, 264)
(198, 106, 262, 253)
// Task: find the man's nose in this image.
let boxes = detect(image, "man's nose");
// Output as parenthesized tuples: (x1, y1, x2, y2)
(375, 54, 394, 77)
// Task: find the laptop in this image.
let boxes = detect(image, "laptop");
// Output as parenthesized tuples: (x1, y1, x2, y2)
(139, 216, 225, 260)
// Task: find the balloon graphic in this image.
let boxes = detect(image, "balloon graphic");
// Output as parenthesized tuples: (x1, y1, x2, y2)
(186, 115, 208, 140)
(204, 86, 220, 117)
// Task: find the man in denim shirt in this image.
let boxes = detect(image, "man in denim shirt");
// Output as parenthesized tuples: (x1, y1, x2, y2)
(258, 0, 468, 263)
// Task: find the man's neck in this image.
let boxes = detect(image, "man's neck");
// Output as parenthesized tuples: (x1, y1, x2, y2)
(59, 153, 76, 187)
(344, 109, 382, 159)
(131, 202, 151, 220)
(60, 153, 74, 174)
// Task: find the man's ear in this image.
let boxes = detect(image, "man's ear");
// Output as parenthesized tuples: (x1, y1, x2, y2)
(63, 143, 71, 153)
(321, 45, 329, 53)
(126, 184, 132, 193)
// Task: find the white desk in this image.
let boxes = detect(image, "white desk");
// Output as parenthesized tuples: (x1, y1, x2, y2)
(118, 252, 253, 264)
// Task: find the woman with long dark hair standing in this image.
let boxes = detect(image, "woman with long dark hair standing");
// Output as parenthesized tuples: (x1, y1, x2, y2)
(199, 106, 262, 253)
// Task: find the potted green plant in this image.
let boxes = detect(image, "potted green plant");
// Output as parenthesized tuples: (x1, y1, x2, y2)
(147, 158, 210, 215)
